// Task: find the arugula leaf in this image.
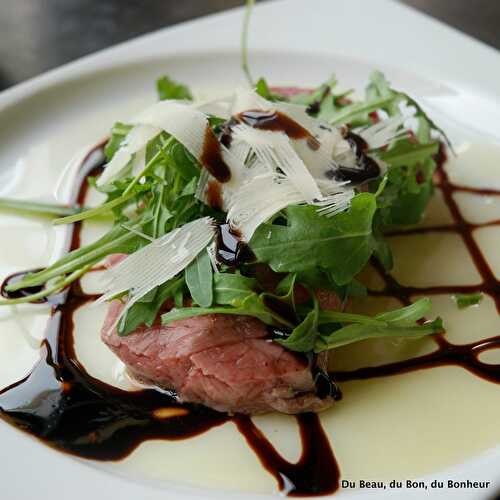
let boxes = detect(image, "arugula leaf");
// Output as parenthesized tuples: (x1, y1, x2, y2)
(168, 141, 200, 181)
(162, 293, 275, 326)
(276, 294, 319, 352)
(271, 298, 442, 353)
(318, 311, 383, 326)
(156, 76, 193, 101)
(367, 70, 453, 152)
(375, 297, 433, 325)
(118, 276, 185, 336)
(213, 272, 258, 305)
(374, 71, 452, 151)
(372, 215, 394, 270)
(329, 96, 396, 125)
(298, 267, 366, 301)
(255, 78, 286, 102)
(185, 250, 213, 308)
(105, 122, 132, 162)
(374, 139, 439, 227)
(378, 141, 439, 168)
(318, 298, 432, 327)
(0, 198, 84, 218)
(250, 192, 378, 285)
(315, 298, 442, 351)
(315, 318, 443, 352)
(453, 293, 483, 310)
(288, 75, 337, 108)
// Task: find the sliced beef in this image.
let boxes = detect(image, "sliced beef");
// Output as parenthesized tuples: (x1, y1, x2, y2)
(102, 302, 333, 414)
(101, 254, 340, 414)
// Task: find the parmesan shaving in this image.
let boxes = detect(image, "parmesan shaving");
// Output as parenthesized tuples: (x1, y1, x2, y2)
(98, 217, 216, 324)
(230, 88, 270, 115)
(134, 101, 209, 160)
(314, 189, 355, 217)
(230, 124, 322, 201)
(359, 115, 407, 150)
(227, 174, 304, 241)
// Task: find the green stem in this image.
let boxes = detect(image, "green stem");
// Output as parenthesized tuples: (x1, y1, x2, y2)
(0, 263, 94, 306)
(53, 191, 137, 225)
(122, 136, 174, 197)
(329, 96, 395, 125)
(318, 310, 386, 326)
(0, 198, 83, 217)
(5, 228, 139, 292)
(241, 0, 255, 87)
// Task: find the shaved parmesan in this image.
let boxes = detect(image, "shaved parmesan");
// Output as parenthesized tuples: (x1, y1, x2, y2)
(359, 115, 407, 150)
(314, 189, 355, 217)
(228, 89, 357, 185)
(195, 97, 232, 119)
(230, 124, 322, 201)
(135, 101, 209, 160)
(227, 174, 304, 241)
(230, 88, 270, 115)
(98, 217, 216, 325)
(96, 89, 384, 243)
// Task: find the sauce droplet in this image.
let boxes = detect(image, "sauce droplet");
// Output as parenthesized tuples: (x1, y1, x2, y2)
(200, 127, 232, 183)
(237, 110, 321, 150)
(215, 223, 255, 267)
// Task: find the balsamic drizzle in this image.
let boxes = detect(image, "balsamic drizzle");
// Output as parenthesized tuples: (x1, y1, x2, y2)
(333, 131, 381, 183)
(0, 138, 498, 498)
(332, 148, 500, 385)
(205, 179, 224, 211)
(215, 223, 255, 267)
(0, 269, 46, 303)
(235, 413, 340, 497)
(200, 127, 232, 183)
(237, 109, 321, 151)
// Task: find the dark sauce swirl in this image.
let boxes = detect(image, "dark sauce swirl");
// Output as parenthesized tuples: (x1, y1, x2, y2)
(0, 269, 46, 303)
(238, 109, 320, 151)
(332, 147, 500, 385)
(200, 127, 232, 183)
(332, 131, 381, 183)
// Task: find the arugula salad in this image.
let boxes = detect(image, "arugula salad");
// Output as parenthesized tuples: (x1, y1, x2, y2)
(0, 64, 445, 354)
(0, 0, 448, 357)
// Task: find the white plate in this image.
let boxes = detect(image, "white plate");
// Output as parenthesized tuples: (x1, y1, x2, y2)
(1, 1, 500, 499)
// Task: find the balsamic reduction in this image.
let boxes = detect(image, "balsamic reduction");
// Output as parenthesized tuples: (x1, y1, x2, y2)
(305, 87, 331, 116)
(237, 110, 321, 150)
(200, 127, 232, 183)
(1, 269, 46, 303)
(333, 131, 381, 183)
(314, 370, 342, 401)
(218, 116, 239, 149)
(206, 180, 223, 211)
(215, 223, 255, 267)
(332, 147, 500, 384)
(235, 413, 340, 497)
